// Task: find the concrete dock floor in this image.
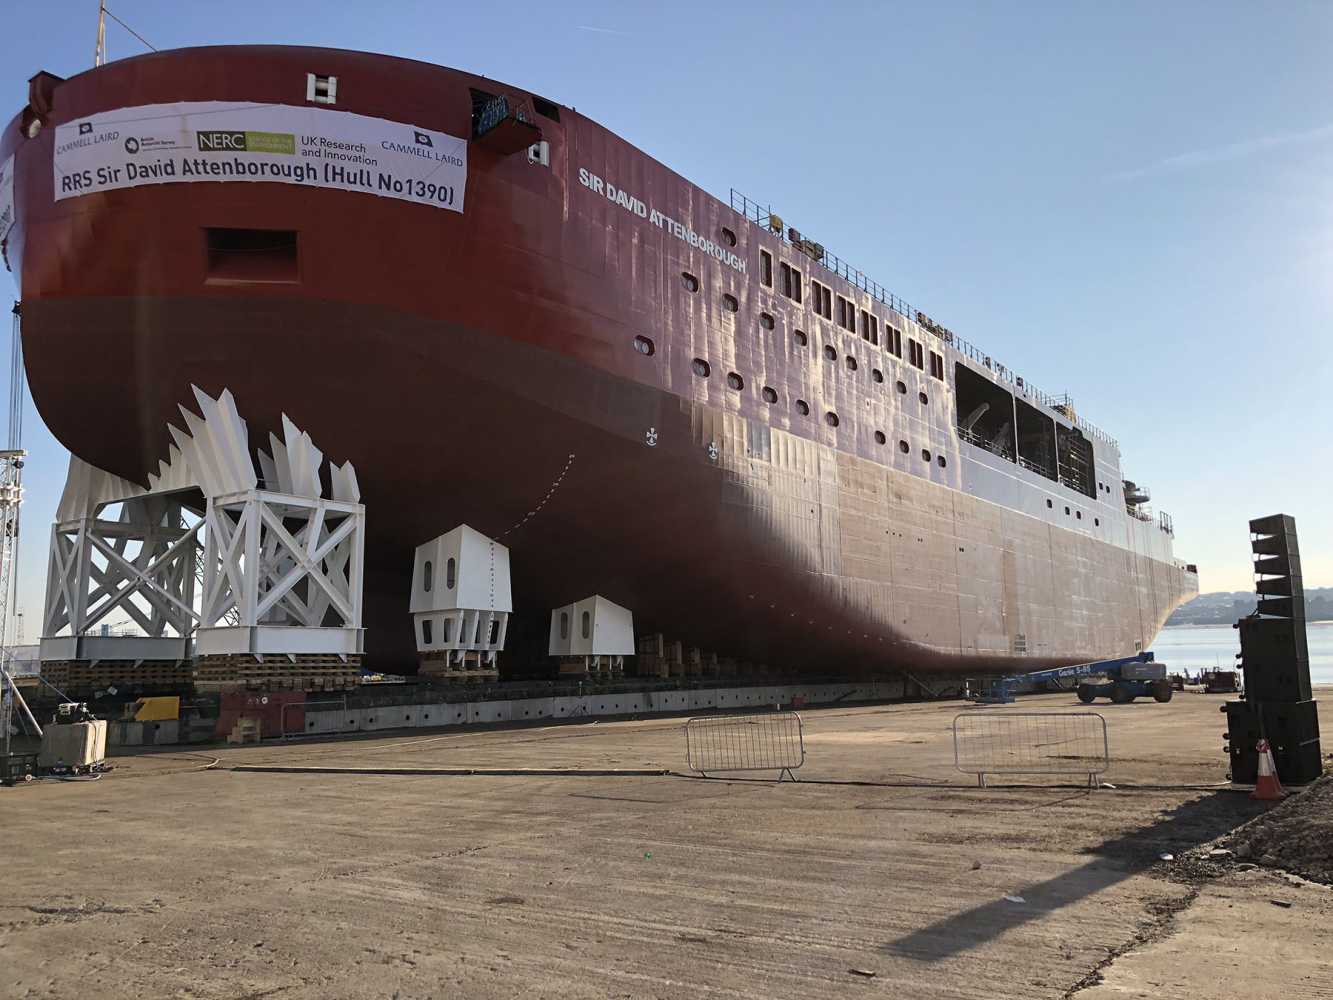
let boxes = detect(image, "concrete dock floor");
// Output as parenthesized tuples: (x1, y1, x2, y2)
(2, 688, 1330, 999)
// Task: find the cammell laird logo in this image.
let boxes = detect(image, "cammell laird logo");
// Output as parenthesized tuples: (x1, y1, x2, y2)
(197, 130, 296, 155)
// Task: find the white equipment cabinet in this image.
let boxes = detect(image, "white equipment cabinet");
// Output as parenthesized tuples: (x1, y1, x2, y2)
(549, 595, 634, 676)
(410, 525, 511, 674)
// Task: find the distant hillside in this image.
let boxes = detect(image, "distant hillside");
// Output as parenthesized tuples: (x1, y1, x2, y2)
(1166, 587, 1333, 626)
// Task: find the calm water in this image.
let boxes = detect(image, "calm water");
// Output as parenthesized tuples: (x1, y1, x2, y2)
(1154, 621, 1333, 685)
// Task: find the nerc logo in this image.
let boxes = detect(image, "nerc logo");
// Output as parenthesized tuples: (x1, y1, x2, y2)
(414, 131, 433, 147)
(196, 130, 295, 155)
(197, 130, 248, 152)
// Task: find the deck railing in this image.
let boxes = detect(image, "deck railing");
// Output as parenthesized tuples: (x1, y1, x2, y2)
(729, 188, 1118, 449)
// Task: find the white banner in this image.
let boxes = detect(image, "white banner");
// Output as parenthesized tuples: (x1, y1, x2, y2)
(52, 101, 467, 212)
(0, 154, 14, 245)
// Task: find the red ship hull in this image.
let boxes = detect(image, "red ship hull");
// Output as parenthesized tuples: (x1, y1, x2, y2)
(2, 47, 1196, 673)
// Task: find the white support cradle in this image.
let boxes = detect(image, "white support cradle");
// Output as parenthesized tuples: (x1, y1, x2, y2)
(40, 387, 365, 665)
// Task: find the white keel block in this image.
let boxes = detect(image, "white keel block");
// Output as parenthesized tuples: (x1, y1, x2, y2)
(411, 525, 512, 665)
(549, 595, 634, 673)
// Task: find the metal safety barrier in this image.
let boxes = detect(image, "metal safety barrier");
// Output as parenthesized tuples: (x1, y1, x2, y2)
(953, 711, 1108, 787)
(685, 711, 804, 780)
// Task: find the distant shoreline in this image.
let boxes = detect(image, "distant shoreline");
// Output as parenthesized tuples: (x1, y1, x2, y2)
(1164, 620, 1333, 629)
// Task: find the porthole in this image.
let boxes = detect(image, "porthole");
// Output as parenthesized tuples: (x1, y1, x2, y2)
(896, 380, 907, 394)
(692, 358, 711, 378)
(825, 411, 840, 428)
(721, 226, 737, 247)
(874, 430, 887, 444)
(1065, 506, 1071, 515)
(1076, 510, 1083, 520)
(722, 294, 739, 313)
(823, 345, 837, 361)
(898, 440, 910, 454)
(922, 449, 932, 462)
(762, 386, 778, 404)
(871, 368, 883, 383)
(794, 330, 808, 347)
(1047, 499, 1053, 509)
(846, 356, 859, 372)
(633, 335, 655, 356)
(937, 455, 947, 468)
(795, 399, 810, 416)
(682, 272, 699, 292)
(919, 391, 929, 405)
(1095, 517, 1100, 526)
(727, 371, 744, 391)
(759, 312, 775, 330)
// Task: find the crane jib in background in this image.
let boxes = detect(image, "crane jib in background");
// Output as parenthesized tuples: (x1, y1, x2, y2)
(0, 302, 27, 756)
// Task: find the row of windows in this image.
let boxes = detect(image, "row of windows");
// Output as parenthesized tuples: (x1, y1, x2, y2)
(685, 268, 947, 382)
(756, 251, 945, 374)
(1044, 497, 1101, 526)
(636, 333, 932, 406)
(684, 351, 945, 465)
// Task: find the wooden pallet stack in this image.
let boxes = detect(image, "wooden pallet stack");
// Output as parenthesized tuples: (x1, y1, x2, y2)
(225, 717, 262, 745)
(40, 660, 193, 697)
(635, 634, 669, 679)
(193, 654, 362, 693)
(418, 651, 499, 685)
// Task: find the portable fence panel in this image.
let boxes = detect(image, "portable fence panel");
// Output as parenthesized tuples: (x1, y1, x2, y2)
(953, 711, 1108, 783)
(685, 712, 805, 774)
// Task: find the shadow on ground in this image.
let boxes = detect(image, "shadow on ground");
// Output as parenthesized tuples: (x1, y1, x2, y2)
(883, 790, 1266, 962)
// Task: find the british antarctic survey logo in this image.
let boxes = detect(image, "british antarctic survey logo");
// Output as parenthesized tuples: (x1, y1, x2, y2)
(124, 137, 140, 154)
(414, 131, 433, 147)
(78, 122, 93, 135)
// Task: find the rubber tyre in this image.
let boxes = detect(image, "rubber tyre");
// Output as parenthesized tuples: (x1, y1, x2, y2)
(1110, 683, 1135, 704)
(1152, 679, 1174, 703)
(1076, 684, 1097, 704)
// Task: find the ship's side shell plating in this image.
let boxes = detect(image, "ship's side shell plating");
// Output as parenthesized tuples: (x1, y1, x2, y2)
(1, 46, 1196, 672)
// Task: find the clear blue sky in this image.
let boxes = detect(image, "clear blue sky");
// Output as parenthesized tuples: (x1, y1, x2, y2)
(1, 1, 1329, 638)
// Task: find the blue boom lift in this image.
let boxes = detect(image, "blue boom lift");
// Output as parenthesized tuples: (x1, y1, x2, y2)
(979, 652, 1173, 705)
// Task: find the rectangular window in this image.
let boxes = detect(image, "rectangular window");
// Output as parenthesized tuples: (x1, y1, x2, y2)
(811, 280, 832, 320)
(792, 266, 802, 303)
(837, 296, 855, 332)
(760, 250, 773, 287)
(442, 619, 453, 642)
(890, 326, 902, 357)
(861, 311, 879, 345)
(909, 339, 925, 369)
(929, 351, 945, 380)
(780, 261, 792, 298)
(421, 619, 433, 645)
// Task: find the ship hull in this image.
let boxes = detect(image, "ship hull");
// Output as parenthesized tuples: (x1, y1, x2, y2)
(20, 293, 1191, 673)
(1, 46, 1197, 674)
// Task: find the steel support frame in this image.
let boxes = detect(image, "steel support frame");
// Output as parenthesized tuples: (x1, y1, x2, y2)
(42, 496, 201, 642)
(201, 488, 365, 635)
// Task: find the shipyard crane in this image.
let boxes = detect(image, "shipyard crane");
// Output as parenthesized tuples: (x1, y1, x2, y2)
(0, 302, 31, 769)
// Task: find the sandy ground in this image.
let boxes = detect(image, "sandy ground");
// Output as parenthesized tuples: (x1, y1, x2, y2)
(2, 687, 1330, 999)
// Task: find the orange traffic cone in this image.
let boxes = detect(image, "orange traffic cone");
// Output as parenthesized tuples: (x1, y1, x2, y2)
(1252, 738, 1287, 801)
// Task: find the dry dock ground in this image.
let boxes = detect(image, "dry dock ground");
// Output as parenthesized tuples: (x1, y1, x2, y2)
(3, 688, 1332, 999)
